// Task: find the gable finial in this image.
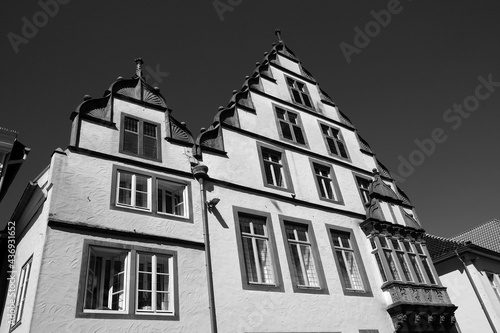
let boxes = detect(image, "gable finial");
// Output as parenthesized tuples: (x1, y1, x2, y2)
(135, 58, 144, 78)
(275, 29, 283, 43)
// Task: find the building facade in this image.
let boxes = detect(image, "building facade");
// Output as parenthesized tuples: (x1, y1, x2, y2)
(1, 35, 458, 332)
(426, 220, 500, 333)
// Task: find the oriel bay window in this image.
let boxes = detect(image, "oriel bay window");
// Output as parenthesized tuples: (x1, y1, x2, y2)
(77, 241, 178, 319)
(112, 166, 191, 221)
(121, 114, 161, 161)
(279, 216, 328, 294)
(233, 208, 283, 291)
(369, 235, 438, 286)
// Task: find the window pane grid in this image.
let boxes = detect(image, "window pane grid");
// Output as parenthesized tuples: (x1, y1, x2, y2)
(137, 253, 173, 313)
(285, 224, 319, 288)
(332, 232, 364, 291)
(239, 215, 275, 285)
(275, 107, 306, 145)
(321, 124, 348, 159)
(122, 116, 159, 160)
(314, 164, 337, 201)
(286, 78, 312, 108)
(262, 148, 285, 188)
(117, 172, 151, 210)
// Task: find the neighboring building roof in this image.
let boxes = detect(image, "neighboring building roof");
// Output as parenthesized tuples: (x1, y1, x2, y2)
(0, 128, 30, 203)
(451, 219, 500, 253)
(424, 234, 469, 260)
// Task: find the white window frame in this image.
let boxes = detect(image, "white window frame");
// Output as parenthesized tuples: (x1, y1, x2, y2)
(83, 247, 129, 314)
(116, 171, 152, 211)
(136, 253, 174, 314)
(11, 257, 32, 328)
(157, 179, 188, 218)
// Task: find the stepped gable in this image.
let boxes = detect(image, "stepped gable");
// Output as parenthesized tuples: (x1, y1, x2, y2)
(71, 58, 193, 145)
(451, 219, 500, 253)
(194, 30, 347, 158)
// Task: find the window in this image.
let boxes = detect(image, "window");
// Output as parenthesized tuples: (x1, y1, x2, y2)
(355, 175, 371, 206)
(117, 171, 152, 211)
(320, 123, 349, 159)
(121, 114, 161, 160)
(275, 106, 307, 145)
(256, 143, 294, 193)
(233, 208, 283, 291)
(137, 253, 173, 313)
(77, 241, 178, 320)
(279, 217, 327, 294)
(369, 235, 437, 286)
(310, 160, 343, 204)
(157, 179, 185, 216)
(286, 77, 313, 108)
(286, 223, 319, 288)
(10, 257, 32, 329)
(112, 166, 190, 221)
(330, 230, 365, 292)
(85, 247, 129, 312)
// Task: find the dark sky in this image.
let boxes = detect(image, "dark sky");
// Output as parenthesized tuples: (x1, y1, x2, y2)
(1, 1, 499, 237)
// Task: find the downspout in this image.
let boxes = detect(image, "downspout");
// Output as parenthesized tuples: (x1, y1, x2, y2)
(193, 164, 218, 333)
(455, 250, 497, 333)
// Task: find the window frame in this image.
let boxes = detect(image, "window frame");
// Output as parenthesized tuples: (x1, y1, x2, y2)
(318, 121, 350, 161)
(353, 173, 372, 207)
(273, 105, 309, 147)
(76, 240, 179, 320)
(309, 159, 343, 205)
(285, 75, 314, 110)
(119, 113, 162, 162)
(326, 225, 372, 297)
(256, 142, 294, 193)
(110, 165, 192, 223)
(233, 207, 284, 292)
(9, 256, 33, 331)
(278, 216, 328, 294)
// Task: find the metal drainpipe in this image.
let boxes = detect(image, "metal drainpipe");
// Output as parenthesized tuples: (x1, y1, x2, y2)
(455, 250, 497, 333)
(193, 164, 218, 333)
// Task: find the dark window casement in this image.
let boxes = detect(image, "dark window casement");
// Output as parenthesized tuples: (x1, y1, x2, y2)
(121, 114, 161, 161)
(310, 160, 343, 204)
(285, 76, 313, 109)
(279, 216, 328, 294)
(274, 106, 307, 146)
(111, 165, 191, 222)
(76, 240, 179, 320)
(369, 235, 438, 286)
(320, 122, 349, 160)
(327, 226, 372, 297)
(233, 207, 284, 292)
(256, 143, 294, 193)
(10, 256, 33, 330)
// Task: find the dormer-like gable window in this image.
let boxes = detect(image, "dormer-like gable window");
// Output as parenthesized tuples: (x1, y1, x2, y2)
(120, 114, 161, 161)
